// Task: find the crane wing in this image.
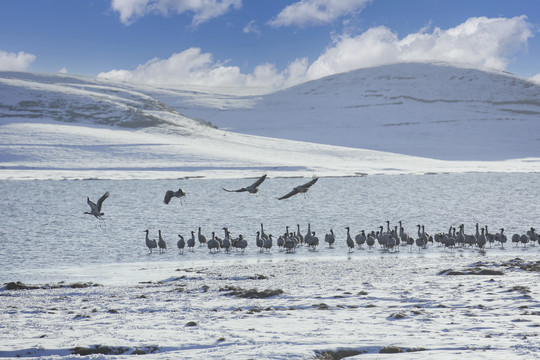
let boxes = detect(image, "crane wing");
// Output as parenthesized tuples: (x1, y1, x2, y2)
(87, 196, 97, 212)
(277, 177, 318, 200)
(250, 174, 267, 188)
(163, 190, 174, 204)
(301, 177, 319, 189)
(96, 192, 110, 211)
(277, 188, 299, 200)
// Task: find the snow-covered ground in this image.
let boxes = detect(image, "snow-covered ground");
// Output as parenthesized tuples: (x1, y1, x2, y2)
(2, 254, 540, 359)
(1, 63, 539, 359)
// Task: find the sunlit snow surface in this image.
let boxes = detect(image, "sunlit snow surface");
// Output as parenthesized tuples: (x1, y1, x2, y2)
(148, 63, 540, 161)
(1, 65, 540, 359)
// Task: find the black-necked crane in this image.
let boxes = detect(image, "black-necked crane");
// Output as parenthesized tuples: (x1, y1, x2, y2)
(85, 191, 110, 225)
(283, 234, 296, 253)
(188, 231, 196, 251)
(163, 188, 186, 204)
(177, 235, 185, 254)
(527, 227, 538, 244)
(223, 174, 267, 194)
(222, 228, 232, 253)
(256, 231, 263, 252)
(144, 230, 157, 253)
(325, 229, 336, 248)
(308, 231, 319, 250)
(233, 234, 248, 252)
(207, 232, 220, 253)
(158, 230, 167, 253)
(277, 177, 318, 200)
(366, 231, 376, 249)
(260, 223, 269, 241)
(345, 227, 354, 252)
(263, 234, 273, 251)
(198, 227, 207, 246)
(296, 224, 304, 244)
(355, 230, 366, 248)
(399, 221, 409, 245)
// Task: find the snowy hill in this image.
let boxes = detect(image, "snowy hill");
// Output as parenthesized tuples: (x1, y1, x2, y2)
(0, 71, 213, 129)
(1, 64, 539, 180)
(155, 62, 540, 161)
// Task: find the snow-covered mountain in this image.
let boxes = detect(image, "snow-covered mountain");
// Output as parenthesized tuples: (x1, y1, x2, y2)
(1, 63, 539, 180)
(151, 62, 540, 161)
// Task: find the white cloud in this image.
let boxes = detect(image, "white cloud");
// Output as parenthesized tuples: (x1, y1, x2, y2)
(268, 0, 371, 27)
(305, 26, 399, 80)
(99, 48, 229, 85)
(398, 16, 533, 70)
(243, 20, 260, 34)
(282, 58, 310, 88)
(98, 48, 273, 89)
(531, 74, 540, 84)
(305, 16, 533, 80)
(97, 69, 133, 82)
(0, 50, 36, 71)
(58, 67, 68, 74)
(98, 48, 308, 93)
(111, 0, 241, 26)
(98, 16, 533, 92)
(110, 0, 148, 25)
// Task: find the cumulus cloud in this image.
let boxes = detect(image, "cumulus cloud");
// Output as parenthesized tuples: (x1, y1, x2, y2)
(398, 16, 533, 70)
(111, 0, 241, 26)
(305, 26, 399, 79)
(305, 16, 533, 80)
(268, 0, 371, 27)
(0, 50, 36, 71)
(98, 48, 286, 89)
(98, 16, 533, 92)
(531, 74, 540, 84)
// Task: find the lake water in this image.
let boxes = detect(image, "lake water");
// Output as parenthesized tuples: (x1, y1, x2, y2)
(1, 173, 538, 284)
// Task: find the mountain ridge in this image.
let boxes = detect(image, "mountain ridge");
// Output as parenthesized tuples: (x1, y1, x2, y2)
(163, 62, 540, 161)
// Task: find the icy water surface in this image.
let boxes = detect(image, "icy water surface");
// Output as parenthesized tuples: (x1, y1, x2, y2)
(0, 172, 539, 284)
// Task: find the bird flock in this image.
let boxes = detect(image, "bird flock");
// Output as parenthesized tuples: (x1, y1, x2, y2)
(83, 177, 537, 255)
(144, 226, 249, 254)
(142, 221, 539, 255)
(85, 175, 318, 217)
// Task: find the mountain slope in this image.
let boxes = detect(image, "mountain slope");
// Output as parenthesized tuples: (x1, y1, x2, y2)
(160, 62, 540, 161)
(0, 71, 214, 130)
(1, 67, 539, 180)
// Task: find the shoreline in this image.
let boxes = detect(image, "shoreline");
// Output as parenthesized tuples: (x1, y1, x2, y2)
(1, 167, 539, 181)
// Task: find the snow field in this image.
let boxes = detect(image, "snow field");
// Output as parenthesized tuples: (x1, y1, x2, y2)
(1, 255, 540, 359)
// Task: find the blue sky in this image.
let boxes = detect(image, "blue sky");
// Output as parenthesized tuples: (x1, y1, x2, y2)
(1, 0, 539, 90)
